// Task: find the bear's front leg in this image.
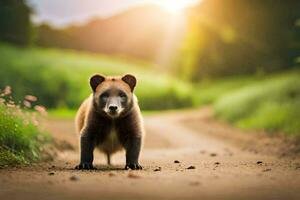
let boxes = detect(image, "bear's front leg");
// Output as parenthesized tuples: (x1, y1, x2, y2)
(124, 137, 142, 170)
(75, 132, 96, 170)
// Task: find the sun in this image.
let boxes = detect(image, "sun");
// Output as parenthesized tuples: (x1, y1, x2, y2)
(153, 0, 201, 14)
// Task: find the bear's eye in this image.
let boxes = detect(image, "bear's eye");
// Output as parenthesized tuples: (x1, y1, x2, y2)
(119, 92, 127, 101)
(120, 93, 126, 98)
(100, 92, 109, 101)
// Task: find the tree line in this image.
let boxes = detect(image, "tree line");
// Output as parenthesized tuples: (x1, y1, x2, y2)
(174, 0, 300, 80)
(0, 0, 299, 80)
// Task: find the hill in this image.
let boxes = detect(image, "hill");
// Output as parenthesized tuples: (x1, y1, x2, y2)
(36, 4, 186, 61)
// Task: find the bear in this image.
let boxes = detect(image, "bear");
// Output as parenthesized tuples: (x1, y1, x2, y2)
(75, 74, 144, 170)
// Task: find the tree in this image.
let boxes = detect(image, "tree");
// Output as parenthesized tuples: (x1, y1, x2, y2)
(176, 0, 300, 80)
(0, 0, 33, 45)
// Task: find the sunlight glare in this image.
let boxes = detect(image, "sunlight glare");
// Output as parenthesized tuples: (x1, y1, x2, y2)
(153, 0, 201, 14)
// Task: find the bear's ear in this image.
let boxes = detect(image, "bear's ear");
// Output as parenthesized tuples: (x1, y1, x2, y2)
(122, 74, 136, 92)
(90, 74, 105, 92)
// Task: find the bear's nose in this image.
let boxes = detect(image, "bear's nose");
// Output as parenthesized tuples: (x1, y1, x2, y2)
(109, 105, 118, 112)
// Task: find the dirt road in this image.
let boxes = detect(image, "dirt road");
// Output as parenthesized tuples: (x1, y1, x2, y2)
(0, 108, 300, 200)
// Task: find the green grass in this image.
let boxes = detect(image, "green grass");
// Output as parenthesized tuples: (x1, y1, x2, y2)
(0, 104, 50, 167)
(47, 108, 77, 119)
(192, 75, 263, 106)
(1, 43, 299, 136)
(0, 43, 194, 110)
(214, 70, 300, 135)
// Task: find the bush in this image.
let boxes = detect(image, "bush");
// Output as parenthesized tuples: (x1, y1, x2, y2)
(0, 88, 49, 167)
(0, 0, 33, 45)
(214, 70, 300, 135)
(193, 75, 260, 106)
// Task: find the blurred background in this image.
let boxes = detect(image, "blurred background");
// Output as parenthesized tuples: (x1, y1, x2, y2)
(0, 0, 300, 135)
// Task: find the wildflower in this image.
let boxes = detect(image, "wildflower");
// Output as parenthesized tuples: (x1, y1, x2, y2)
(0, 86, 12, 96)
(34, 105, 48, 116)
(32, 119, 39, 126)
(23, 100, 31, 108)
(25, 95, 38, 102)
(6, 103, 16, 108)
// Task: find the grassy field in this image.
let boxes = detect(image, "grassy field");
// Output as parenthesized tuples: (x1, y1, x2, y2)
(0, 103, 49, 167)
(0, 43, 299, 136)
(0, 43, 193, 110)
(214, 70, 300, 135)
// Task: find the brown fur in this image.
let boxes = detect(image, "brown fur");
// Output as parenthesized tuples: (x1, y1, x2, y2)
(75, 74, 144, 170)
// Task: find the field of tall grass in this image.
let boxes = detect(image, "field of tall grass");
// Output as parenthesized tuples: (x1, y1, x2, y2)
(214, 70, 300, 135)
(0, 43, 299, 136)
(0, 43, 193, 110)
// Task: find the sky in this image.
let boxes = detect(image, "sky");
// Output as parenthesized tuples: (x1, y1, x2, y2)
(27, 0, 200, 27)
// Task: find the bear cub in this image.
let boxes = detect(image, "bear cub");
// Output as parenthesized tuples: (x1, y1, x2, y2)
(75, 74, 144, 170)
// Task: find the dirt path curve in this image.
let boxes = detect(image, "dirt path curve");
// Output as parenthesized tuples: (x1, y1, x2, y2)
(1, 108, 300, 200)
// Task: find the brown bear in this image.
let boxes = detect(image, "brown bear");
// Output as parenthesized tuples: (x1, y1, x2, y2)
(75, 74, 144, 170)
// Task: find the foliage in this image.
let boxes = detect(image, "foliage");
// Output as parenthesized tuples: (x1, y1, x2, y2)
(214, 70, 300, 135)
(176, 0, 300, 80)
(0, 0, 33, 45)
(0, 89, 50, 167)
(0, 43, 194, 110)
(193, 75, 261, 106)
